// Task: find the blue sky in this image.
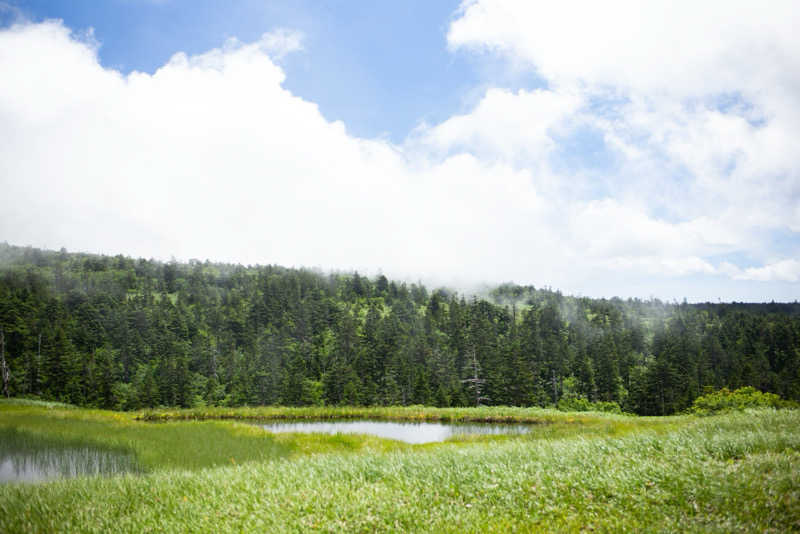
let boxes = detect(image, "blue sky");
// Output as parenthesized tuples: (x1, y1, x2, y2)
(1, 1, 798, 301)
(7, 0, 488, 141)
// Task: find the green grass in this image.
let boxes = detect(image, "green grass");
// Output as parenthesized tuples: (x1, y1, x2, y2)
(136, 403, 636, 424)
(1, 401, 798, 532)
(0, 401, 406, 472)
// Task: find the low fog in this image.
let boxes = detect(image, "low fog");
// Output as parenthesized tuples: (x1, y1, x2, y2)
(1, 1, 799, 301)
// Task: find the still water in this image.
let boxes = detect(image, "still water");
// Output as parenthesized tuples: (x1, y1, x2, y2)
(0, 446, 141, 484)
(258, 420, 531, 444)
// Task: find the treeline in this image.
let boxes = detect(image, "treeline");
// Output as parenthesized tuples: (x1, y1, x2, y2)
(0, 243, 798, 415)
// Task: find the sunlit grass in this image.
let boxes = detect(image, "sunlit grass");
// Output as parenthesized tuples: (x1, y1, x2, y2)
(136, 403, 640, 424)
(1, 401, 797, 532)
(0, 402, 413, 472)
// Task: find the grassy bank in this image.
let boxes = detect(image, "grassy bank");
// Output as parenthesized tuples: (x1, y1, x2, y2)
(0, 401, 666, 472)
(136, 404, 629, 424)
(1, 402, 798, 532)
(0, 400, 407, 472)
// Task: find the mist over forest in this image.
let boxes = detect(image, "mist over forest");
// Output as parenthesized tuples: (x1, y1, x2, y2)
(1, 242, 797, 415)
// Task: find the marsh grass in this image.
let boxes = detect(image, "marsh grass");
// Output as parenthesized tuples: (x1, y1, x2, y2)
(137, 404, 606, 423)
(0, 398, 78, 410)
(1, 401, 797, 532)
(0, 427, 142, 482)
(0, 401, 413, 473)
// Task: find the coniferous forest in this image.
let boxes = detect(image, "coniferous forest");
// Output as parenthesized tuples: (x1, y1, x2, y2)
(1, 243, 798, 415)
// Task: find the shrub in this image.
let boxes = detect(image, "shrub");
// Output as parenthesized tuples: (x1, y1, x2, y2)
(690, 386, 797, 415)
(557, 396, 622, 414)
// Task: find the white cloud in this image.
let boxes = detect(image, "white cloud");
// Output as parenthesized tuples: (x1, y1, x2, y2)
(447, 1, 800, 219)
(254, 28, 304, 60)
(443, 0, 800, 292)
(722, 260, 800, 283)
(601, 256, 717, 278)
(0, 21, 554, 283)
(0, 16, 798, 301)
(449, 0, 799, 98)
(414, 88, 582, 166)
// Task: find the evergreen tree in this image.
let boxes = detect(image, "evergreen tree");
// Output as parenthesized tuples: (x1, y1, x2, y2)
(0, 243, 798, 414)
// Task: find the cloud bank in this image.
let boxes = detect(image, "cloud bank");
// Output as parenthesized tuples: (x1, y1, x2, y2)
(1, 4, 798, 301)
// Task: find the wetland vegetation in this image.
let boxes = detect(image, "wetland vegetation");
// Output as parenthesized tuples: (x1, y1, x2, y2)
(0, 428, 141, 483)
(1, 399, 798, 532)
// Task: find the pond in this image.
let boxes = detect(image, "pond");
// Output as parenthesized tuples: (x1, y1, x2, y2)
(0, 432, 142, 484)
(257, 420, 531, 444)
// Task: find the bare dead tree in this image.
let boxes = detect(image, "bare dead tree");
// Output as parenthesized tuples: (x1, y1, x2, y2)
(552, 368, 558, 404)
(461, 346, 489, 406)
(36, 331, 41, 394)
(1, 328, 10, 398)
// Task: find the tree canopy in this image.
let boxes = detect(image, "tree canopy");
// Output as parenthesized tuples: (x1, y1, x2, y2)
(1, 243, 798, 414)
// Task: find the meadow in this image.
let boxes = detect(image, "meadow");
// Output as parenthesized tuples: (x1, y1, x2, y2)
(1, 400, 798, 532)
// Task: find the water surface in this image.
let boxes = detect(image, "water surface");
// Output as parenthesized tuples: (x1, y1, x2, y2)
(0, 436, 141, 484)
(258, 420, 531, 444)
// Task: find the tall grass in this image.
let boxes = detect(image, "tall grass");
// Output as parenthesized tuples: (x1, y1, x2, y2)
(136, 403, 639, 424)
(0, 405, 797, 532)
(0, 403, 415, 472)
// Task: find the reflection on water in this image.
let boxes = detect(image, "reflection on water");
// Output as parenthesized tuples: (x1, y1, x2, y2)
(258, 420, 531, 444)
(0, 446, 141, 484)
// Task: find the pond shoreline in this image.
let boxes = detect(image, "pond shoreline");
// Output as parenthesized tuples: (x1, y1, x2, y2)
(2, 408, 796, 532)
(254, 419, 533, 444)
(132, 404, 612, 424)
(136, 412, 553, 424)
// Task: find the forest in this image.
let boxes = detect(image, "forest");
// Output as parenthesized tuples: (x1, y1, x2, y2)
(1, 242, 798, 415)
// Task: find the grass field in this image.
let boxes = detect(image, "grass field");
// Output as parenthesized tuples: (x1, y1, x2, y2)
(135, 404, 629, 423)
(1, 400, 798, 532)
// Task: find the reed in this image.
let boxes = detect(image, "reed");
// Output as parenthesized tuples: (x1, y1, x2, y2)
(1, 401, 797, 532)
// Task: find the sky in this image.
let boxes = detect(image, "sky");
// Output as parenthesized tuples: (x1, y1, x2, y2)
(1, 1, 799, 302)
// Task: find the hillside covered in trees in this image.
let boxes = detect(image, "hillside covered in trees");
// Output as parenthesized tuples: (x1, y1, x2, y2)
(0, 243, 798, 415)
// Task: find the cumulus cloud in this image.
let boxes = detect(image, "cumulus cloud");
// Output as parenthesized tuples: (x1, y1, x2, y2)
(445, 0, 799, 291)
(722, 260, 800, 283)
(253, 28, 304, 60)
(449, 0, 798, 98)
(0, 20, 554, 282)
(0, 13, 798, 301)
(415, 88, 582, 166)
(448, 1, 800, 214)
